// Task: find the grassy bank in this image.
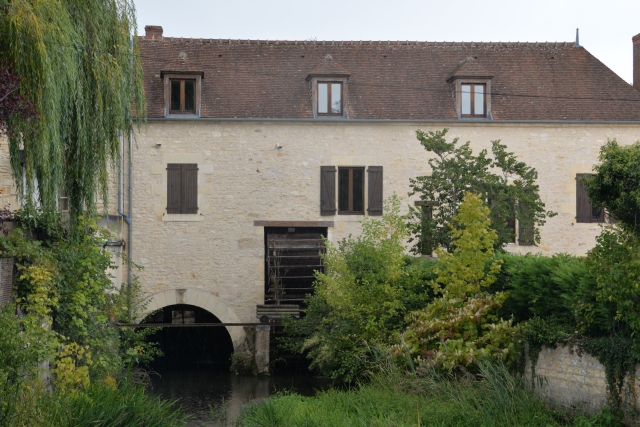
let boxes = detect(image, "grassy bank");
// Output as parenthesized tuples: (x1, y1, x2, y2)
(236, 364, 615, 427)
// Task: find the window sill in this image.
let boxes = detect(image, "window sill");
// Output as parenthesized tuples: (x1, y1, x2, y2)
(162, 214, 204, 222)
(164, 113, 201, 119)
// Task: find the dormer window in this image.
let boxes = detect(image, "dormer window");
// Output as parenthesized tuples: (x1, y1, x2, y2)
(447, 58, 493, 120)
(461, 84, 485, 117)
(318, 82, 343, 115)
(306, 55, 350, 119)
(162, 71, 203, 117)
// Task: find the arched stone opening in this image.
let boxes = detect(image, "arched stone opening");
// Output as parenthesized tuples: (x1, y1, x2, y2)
(139, 288, 247, 352)
(142, 304, 234, 370)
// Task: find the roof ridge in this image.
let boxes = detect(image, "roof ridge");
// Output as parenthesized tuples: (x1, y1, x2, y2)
(137, 36, 576, 48)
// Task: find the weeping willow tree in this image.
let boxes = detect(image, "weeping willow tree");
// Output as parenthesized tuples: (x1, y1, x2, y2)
(0, 0, 145, 222)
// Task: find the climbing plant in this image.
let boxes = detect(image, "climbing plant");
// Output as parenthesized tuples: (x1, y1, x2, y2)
(0, 0, 145, 221)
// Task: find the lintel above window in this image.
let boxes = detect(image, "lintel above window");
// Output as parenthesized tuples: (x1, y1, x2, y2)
(162, 71, 203, 117)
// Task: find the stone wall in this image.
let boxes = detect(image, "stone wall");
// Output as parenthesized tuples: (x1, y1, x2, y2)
(131, 120, 640, 323)
(524, 344, 640, 419)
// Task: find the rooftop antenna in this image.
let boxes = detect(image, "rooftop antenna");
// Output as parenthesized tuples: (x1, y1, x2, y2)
(575, 28, 581, 47)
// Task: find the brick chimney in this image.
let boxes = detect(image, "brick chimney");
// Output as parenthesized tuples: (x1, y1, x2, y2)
(634, 33, 640, 90)
(145, 25, 163, 40)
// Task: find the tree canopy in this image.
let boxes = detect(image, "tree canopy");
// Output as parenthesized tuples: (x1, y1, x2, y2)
(408, 128, 553, 252)
(585, 139, 640, 235)
(0, 0, 145, 219)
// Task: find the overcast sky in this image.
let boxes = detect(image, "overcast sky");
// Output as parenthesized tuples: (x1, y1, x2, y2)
(135, 0, 639, 84)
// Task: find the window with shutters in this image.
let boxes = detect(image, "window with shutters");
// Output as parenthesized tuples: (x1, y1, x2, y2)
(162, 72, 203, 117)
(320, 165, 383, 216)
(576, 174, 604, 223)
(166, 163, 198, 215)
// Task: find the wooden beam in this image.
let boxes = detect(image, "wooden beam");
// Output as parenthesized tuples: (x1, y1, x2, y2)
(414, 201, 439, 207)
(253, 220, 334, 227)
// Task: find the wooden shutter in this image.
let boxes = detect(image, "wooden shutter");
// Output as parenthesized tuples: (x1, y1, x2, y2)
(320, 166, 336, 216)
(183, 164, 198, 214)
(518, 221, 534, 246)
(576, 174, 593, 223)
(167, 164, 182, 214)
(367, 166, 383, 216)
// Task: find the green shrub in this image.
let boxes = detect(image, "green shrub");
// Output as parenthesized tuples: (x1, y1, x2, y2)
(281, 195, 437, 382)
(400, 193, 519, 372)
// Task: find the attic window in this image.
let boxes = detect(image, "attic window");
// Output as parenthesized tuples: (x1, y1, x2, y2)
(318, 82, 342, 115)
(461, 84, 485, 117)
(162, 72, 203, 117)
(170, 79, 196, 113)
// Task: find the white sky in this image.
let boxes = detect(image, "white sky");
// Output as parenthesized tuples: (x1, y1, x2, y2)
(135, 0, 639, 84)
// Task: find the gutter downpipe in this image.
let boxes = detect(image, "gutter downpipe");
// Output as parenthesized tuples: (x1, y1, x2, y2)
(117, 130, 133, 311)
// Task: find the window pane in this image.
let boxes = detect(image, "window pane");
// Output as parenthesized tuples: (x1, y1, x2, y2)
(184, 80, 195, 111)
(461, 85, 471, 115)
(318, 83, 328, 114)
(171, 81, 181, 111)
(474, 85, 484, 115)
(592, 206, 603, 221)
(331, 83, 341, 113)
(352, 169, 364, 212)
(338, 169, 349, 211)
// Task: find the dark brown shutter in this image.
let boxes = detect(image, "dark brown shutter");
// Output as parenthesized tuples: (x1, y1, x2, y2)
(576, 174, 592, 223)
(183, 164, 198, 214)
(320, 166, 336, 216)
(518, 222, 534, 246)
(367, 166, 383, 216)
(167, 164, 182, 214)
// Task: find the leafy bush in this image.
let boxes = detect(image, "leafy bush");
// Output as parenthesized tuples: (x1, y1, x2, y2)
(493, 252, 616, 337)
(282, 195, 437, 382)
(400, 193, 519, 372)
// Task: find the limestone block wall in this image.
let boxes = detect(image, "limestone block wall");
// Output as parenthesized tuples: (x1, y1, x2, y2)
(524, 344, 640, 419)
(0, 136, 21, 211)
(131, 120, 640, 324)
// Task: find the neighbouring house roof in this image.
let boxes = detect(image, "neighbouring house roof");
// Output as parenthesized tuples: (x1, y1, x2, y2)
(138, 35, 640, 121)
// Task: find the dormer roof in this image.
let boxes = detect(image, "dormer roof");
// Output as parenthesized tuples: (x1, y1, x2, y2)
(447, 57, 494, 82)
(306, 55, 350, 80)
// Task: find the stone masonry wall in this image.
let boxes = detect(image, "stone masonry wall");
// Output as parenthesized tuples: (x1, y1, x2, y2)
(524, 344, 640, 420)
(131, 120, 640, 324)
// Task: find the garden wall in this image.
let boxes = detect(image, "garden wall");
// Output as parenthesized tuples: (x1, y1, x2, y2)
(524, 344, 639, 420)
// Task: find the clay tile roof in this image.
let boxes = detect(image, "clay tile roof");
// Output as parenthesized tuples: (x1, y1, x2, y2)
(307, 54, 350, 79)
(138, 34, 640, 121)
(447, 57, 494, 81)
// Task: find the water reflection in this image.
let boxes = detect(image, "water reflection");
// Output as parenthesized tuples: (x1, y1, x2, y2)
(149, 369, 334, 426)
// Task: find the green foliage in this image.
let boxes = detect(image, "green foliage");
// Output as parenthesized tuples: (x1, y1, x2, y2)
(585, 139, 640, 234)
(494, 252, 616, 335)
(282, 195, 437, 382)
(0, 0, 145, 221)
(0, 216, 160, 382)
(7, 380, 187, 427)
(579, 336, 640, 414)
(237, 362, 567, 427)
(401, 193, 519, 372)
(0, 304, 56, 426)
(408, 128, 553, 252)
(587, 227, 640, 340)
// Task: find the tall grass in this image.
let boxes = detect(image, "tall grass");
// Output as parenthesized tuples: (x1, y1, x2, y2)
(8, 381, 187, 427)
(237, 362, 564, 427)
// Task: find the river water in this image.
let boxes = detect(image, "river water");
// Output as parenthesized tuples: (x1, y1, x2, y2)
(149, 369, 335, 426)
